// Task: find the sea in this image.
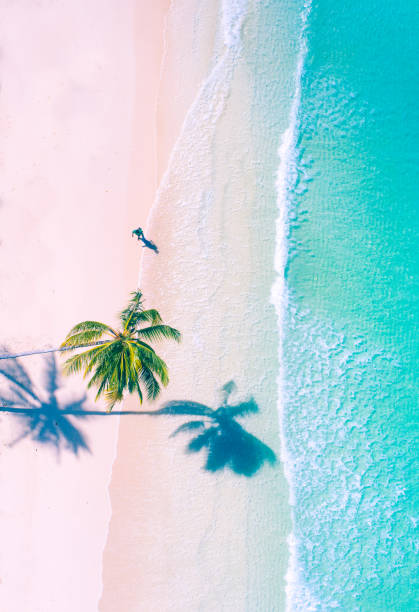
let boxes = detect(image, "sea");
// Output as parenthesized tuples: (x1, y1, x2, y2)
(142, 0, 419, 609)
(272, 0, 419, 609)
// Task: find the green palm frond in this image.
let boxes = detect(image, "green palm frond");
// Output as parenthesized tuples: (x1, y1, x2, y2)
(135, 309, 163, 325)
(65, 321, 115, 333)
(135, 380, 143, 404)
(61, 290, 181, 411)
(62, 352, 90, 376)
(126, 341, 141, 372)
(84, 341, 138, 409)
(137, 324, 181, 344)
(83, 342, 116, 376)
(103, 348, 137, 410)
(61, 321, 116, 348)
(135, 343, 169, 386)
(104, 390, 120, 411)
(62, 332, 107, 347)
(62, 343, 112, 376)
(122, 309, 164, 334)
(139, 366, 161, 400)
(87, 343, 123, 389)
(120, 291, 144, 331)
(93, 368, 113, 399)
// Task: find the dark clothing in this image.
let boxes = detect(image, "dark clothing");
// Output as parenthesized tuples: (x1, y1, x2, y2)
(132, 227, 144, 239)
(132, 227, 159, 254)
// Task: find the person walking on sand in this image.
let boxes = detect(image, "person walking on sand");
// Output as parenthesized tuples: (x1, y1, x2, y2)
(132, 227, 159, 254)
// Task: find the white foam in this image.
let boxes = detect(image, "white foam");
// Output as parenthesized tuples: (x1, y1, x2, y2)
(285, 532, 323, 611)
(141, 0, 250, 285)
(270, 2, 318, 610)
(221, 0, 249, 48)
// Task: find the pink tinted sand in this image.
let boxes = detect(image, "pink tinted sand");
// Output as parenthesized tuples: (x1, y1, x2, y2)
(0, 2, 166, 610)
(98, 3, 255, 611)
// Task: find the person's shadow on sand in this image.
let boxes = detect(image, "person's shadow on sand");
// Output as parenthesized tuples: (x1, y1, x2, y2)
(0, 352, 90, 455)
(155, 381, 277, 477)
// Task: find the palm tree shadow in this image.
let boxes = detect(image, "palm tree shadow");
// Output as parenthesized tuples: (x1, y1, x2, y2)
(0, 351, 90, 455)
(157, 381, 277, 477)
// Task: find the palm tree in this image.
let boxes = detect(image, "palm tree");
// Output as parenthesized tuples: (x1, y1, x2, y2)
(60, 291, 180, 411)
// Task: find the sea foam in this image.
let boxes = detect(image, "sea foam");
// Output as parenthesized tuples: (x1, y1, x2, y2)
(270, 2, 321, 610)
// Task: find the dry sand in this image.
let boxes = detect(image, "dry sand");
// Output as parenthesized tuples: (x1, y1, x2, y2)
(99, 3, 226, 611)
(0, 2, 167, 610)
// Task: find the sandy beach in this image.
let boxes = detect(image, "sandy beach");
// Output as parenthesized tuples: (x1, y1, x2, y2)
(1, 2, 294, 611)
(0, 2, 164, 610)
(101, 2, 291, 610)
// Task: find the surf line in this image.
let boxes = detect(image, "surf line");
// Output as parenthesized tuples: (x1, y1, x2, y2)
(270, 2, 318, 611)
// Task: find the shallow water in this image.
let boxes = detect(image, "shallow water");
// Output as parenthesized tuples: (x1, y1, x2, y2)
(279, 1, 419, 609)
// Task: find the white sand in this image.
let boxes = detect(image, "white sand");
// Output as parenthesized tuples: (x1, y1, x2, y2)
(0, 2, 162, 610)
(100, 2, 290, 611)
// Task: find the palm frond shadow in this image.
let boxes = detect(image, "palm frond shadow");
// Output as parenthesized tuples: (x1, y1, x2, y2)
(156, 381, 277, 477)
(0, 351, 90, 455)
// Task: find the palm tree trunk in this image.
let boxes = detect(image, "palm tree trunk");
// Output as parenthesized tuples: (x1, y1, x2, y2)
(0, 341, 108, 361)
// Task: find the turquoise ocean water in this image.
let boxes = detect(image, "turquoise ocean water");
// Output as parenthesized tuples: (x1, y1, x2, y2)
(269, 1, 419, 609)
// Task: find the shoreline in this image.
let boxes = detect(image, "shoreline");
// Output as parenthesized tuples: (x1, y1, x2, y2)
(99, 3, 225, 610)
(103, 1, 295, 610)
